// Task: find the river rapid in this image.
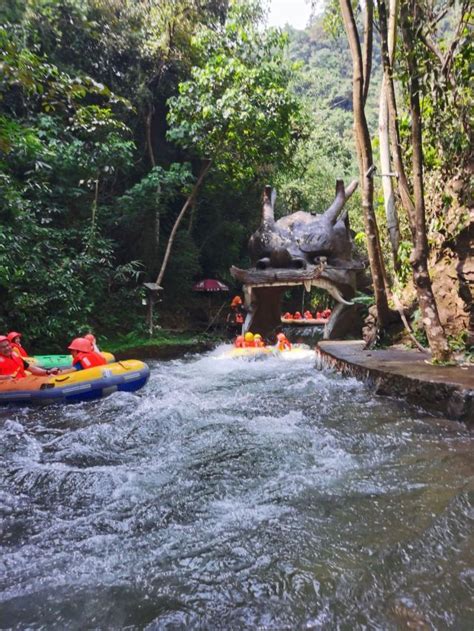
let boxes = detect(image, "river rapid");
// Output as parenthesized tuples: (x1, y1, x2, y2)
(1, 346, 473, 630)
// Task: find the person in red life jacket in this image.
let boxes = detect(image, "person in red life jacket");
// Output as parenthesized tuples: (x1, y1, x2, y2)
(244, 332, 255, 347)
(282, 312, 293, 320)
(316, 311, 322, 319)
(293, 311, 302, 320)
(58, 337, 107, 374)
(303, 310, 313, 320)
(0, 336, 55, 380)
(234, 335, 245, 348)
(253, 333, 265, 347)
(276, 332, 292, 351)
(227, 296, 246, 338)
(84, 332, 100, 353)
(7, 331, 28, 358)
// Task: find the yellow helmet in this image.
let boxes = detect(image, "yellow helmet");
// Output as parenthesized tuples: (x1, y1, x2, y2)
(254, 333, 262, 339)
(244, 332, 254, 342)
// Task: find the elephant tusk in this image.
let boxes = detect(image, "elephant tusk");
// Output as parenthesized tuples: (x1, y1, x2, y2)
(327, 286, 354, 306)
(312, 278, 354, 305)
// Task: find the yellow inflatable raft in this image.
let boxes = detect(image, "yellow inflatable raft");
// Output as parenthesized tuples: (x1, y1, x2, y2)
(0, 360, 150, 405)
(225, 347, 278, 359)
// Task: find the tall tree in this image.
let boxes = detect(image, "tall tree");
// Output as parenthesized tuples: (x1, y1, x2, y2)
(399, 0, 450, 360)
(338, 0, 394, 327)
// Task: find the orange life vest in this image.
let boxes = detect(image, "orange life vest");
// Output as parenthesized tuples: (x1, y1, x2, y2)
(11, 342, 28, 358)
(73, 351, 107, 370)
(277, 337, 292, 351)
(0, 353, 27, 378)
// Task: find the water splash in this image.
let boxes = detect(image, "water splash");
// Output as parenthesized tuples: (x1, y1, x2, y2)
(1, 348, 472, 628)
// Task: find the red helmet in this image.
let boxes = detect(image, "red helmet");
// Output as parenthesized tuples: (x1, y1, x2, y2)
(0, 335, 9, 343)
(68, 337, 93, 352)
(231, 296, 243, 307)
(277, 333, 286, 340)
(7, 331, 21, 342)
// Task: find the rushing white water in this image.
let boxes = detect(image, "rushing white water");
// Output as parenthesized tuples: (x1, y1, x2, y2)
(1, 345, 473, 629)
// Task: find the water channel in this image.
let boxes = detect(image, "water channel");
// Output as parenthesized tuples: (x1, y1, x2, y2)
(1, 346, 473, 629)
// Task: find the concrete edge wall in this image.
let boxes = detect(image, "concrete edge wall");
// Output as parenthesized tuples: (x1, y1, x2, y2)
(315, 345, 473, 425)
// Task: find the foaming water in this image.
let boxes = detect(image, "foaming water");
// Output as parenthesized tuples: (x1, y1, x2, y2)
(1, 344, 473, 629)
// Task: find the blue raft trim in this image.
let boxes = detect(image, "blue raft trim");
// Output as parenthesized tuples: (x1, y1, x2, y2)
(0, 366, 150, 405)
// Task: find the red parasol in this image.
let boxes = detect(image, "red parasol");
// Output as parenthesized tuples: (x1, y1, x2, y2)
(193, 279, 229, 292)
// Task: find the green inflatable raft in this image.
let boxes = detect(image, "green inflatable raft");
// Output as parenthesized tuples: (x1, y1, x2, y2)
(26, 352, 115, 369)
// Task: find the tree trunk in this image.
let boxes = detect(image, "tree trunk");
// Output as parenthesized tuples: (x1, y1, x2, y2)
(378, 81, 399, 266)
(378, 0, 415, 224)
(378, 0, 400, 267)
(339, 0, 393, 327)
(400, 2, 450, 361)
(154, 183, 161, 260)
(155, 159, 212, 287)
(362, 0, 373, 105)
(145, 104, 156, 168)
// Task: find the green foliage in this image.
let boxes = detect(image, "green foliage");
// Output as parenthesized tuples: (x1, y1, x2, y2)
(396, 3, 472, 176)
(118, 164, 193, 214)
(411, 309, 429, 348)
(0, 14, 140, 348)
(447, 330, 468, 353)
(352, 292, 375, 307)
(103, 330, 213, 355)
(160, 231, 202, 304)
(2, 0, 306, 346)
(396, 240, 414, 286)
(167, 1, 304, 181)
(14, 0, 471, 350)
(272, 12, 374, 221)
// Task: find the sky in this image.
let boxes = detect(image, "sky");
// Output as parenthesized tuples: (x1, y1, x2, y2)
(266, 0, 315, 30)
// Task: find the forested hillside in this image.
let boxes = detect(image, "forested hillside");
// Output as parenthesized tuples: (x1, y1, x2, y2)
(0, 0, 303, 349)
(275, 16, 379, 216)
(1, 0, 471, 355)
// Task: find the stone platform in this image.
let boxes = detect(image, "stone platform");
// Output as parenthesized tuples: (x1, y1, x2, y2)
(315, 340, 474, 424)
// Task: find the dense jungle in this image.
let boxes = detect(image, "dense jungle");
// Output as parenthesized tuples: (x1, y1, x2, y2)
(1, 3, 473, 629)
(0, 0, 472, 357)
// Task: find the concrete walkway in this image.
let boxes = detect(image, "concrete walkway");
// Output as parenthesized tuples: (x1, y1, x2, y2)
(316, 340, 473, 424)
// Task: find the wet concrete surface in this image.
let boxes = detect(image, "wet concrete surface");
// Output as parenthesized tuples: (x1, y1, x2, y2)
(316, 341, 474, 424)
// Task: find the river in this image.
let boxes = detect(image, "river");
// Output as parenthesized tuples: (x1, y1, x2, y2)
(1, 346, 473, 629)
